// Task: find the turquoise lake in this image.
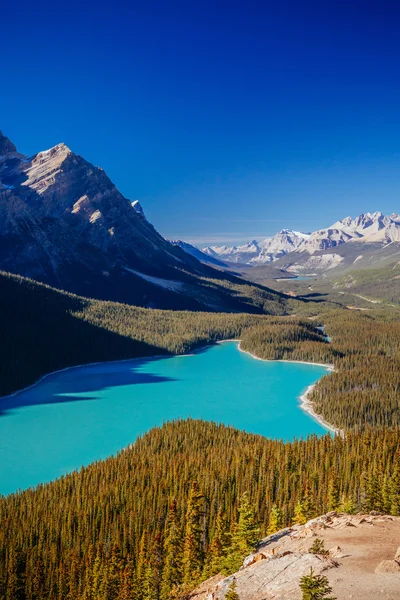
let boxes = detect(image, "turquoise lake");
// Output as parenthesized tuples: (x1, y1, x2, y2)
(0, 342, 330, 496)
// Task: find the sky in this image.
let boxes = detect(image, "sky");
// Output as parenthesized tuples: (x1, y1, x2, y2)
(2, 0, 400, 246)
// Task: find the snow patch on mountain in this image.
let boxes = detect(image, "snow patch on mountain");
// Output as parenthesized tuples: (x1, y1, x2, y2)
(201, 212, 400, 266)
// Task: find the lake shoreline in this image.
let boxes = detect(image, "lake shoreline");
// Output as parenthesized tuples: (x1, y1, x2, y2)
(236, 341, 343, 438)
(1, 339, 341, 439)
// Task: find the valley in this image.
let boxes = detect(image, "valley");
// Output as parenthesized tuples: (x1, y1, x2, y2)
(1, 130, 400, 600)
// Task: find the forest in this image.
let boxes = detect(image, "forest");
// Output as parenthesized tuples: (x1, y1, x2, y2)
(1, 420, 399, 599)
(1, 271, 400, 599)
(2, 271, 400, 434)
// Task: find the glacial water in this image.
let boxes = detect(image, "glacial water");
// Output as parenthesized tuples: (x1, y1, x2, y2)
(0, 342, 330, 496)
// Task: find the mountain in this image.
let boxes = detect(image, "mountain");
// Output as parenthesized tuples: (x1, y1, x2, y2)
(0, 130, 285, 313)
(202, 230, 311, 265)
(202, 239, 262, 264)
(201, 212, 400, 273)
(169, 239, 229, 268)
(250, 230, 310, 264)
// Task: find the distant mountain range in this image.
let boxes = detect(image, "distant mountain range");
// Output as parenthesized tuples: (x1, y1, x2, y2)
(199, 211, 400, 270)
(0, 130, 284, 313)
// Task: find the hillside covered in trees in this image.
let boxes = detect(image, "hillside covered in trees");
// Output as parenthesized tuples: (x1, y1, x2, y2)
(1, 420, 400, 599)
(1, 270, 400, 599)
(0, 271, 276, 397)
(1, 271, 400, 433)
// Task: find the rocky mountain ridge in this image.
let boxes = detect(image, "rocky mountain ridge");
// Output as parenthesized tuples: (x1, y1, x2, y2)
(201, 212, 400, 266)
(191, 512, 400, 600)
(0, 130, 284, 312)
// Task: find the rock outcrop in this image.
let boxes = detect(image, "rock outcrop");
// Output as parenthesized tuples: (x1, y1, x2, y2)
(189, 513, 400, 600)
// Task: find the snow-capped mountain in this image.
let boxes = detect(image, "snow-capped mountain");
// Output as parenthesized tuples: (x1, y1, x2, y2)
(202, 231, 310, 264)
(203, 240, 262, 264)
(250, 230, 310, 264)
(200, 212, 400, 266)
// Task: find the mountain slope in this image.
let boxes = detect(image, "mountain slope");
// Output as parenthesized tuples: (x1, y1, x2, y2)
(0, 130, 285, 312)
(0, 270, 274, 397)
(169, 239, 229, 268)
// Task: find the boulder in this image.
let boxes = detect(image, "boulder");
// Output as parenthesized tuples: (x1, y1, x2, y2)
(375, 560, 400, 573)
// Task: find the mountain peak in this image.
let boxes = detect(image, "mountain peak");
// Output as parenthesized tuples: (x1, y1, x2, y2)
(36, 142, 72, 158)
(0, 130, 17, 155)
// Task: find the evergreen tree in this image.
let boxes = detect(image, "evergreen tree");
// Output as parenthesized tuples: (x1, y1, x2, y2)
(118, 557, 136, 600)
(107, 545, 124, 600)
(363, 473, 383, 512)
(309, 538, 328, 556)
(293, 500, 307, 525)
(203, 510, 230, 577)
(299, 568, 336, 600)
(267, 505, 283, 535)
(6, 547, 26, 600)
(91, 551, 104, 600)
(223, 493, 260, 574)
(390, 455, 400, 516)
(182, 482, 205, 587)
(225, 579, 239, 600)
(339, 496, 356, 515)
(326, 469, 340, 512)
(161, 500, 183, 599)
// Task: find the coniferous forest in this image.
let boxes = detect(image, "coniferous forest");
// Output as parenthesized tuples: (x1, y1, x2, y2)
(0, 271, 400, 599)
(1, 421, 400, 600)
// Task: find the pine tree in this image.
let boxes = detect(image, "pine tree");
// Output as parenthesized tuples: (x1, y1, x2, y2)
(233, 493, 260, 552)
(363, 473, 383, 512)
(309, 538, 328, 556)
(293, 500, 307, 525)
(382, 475, 392, 514)
(267, 505, 283, 535)
(182, 482, 205, 587)
(203, 510, 230, 577)
(6, 547, 26, 600)
(118, 557, 136, 600)
(107, 545, 124, 600)
(141, 565, 158, 600)
(339, 495, 356, 514)
(161, 500, 183, 599)
(326, 469, 340, 512)
(303, 485, 316, 521)
(223, 493, 260, 574)
(151, 533, 163, 599)
(31, 553, 45, 600)
(299, 568, 336, 600)
(390, 455, 400, 516)
(91, 551, 104, 600)
(225, 579, 239, 600)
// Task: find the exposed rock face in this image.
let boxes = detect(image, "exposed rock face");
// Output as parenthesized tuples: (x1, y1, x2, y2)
(201, 212, 400, 268)
(0, 130, 280, 311)
(190, 513, 400, 600)
(0, 131, 17, 155)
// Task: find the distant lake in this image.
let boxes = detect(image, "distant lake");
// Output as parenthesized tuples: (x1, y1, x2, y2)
(0, 342, 330, 496)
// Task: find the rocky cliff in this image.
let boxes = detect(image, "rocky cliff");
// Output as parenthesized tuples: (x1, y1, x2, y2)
(0, 130, 284, 312)
(190, 513, 400, 600)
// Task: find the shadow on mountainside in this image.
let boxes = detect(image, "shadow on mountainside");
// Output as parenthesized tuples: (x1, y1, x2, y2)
(0, 272, 168, 399)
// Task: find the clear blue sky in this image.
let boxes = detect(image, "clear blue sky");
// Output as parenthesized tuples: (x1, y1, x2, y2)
(2, 0, 400, 246)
